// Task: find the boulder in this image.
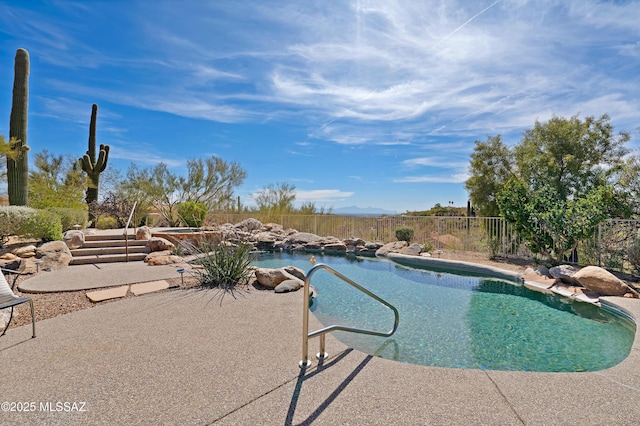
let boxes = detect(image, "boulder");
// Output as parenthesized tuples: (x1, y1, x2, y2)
(254, 267, 303, 289)
(275, 279, 303, 293)
(63, 230, 85, 249)
(145, 251, 183, 265)
(283, 266, 306, 281)
(235, 218, 263, 232)
(147, 237, 175, 252)
(400, 243, 423, 256)
(0, 258, 22, 271)
(344, 237, 366, 247)
(286, 232, 322, 245)
(12, 245, 37, 258)
(136, 226, 152, 240)
(35, 241, 73, 270)
(375, 241, 408, 256)
(37, 241, 72, 258)
(324, 242, 347, 252)
(549, 265, 581, 286)
(573, 266, 631, 296)
(0, 252, 18, 261)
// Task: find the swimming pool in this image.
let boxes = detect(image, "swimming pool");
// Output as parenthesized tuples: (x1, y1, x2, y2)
(253, 252, 636, 372)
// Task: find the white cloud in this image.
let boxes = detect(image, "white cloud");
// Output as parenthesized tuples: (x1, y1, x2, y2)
(394, 173, 470, 184)
(295, 189, 355, 202)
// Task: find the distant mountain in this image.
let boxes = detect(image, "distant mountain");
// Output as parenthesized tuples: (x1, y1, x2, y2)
(331, 205, 398, 216)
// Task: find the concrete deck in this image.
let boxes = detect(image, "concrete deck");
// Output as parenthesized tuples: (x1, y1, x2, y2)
(2, 278, 640, 424)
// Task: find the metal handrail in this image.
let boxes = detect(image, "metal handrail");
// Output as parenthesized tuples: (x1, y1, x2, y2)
(300, 263, 399, 368)
(123, 201, 138, 262)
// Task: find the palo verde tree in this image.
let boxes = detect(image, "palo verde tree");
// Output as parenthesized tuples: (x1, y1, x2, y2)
(119, 155, 246, 226)
(29, 150, 86, 210)
(466, 114, 635, 264)
(251, 181, 296, 217)
(7, 48, 31, 206)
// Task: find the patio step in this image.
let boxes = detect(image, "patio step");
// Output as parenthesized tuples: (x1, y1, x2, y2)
(70, 232, 151, 265)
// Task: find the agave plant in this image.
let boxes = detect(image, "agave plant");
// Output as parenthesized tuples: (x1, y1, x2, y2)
(190, 241, 256, 291)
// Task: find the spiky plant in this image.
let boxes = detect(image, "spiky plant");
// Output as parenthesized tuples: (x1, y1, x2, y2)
(79, 104, 110, 224)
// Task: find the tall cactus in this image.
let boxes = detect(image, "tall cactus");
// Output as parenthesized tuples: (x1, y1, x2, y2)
(7, 48, 30, 206)
(79, 104, 109, 223)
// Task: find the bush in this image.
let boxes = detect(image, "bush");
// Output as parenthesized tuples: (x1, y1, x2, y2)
(96, 216, 119, 230)
(27, 210, 63, 241)
(190, 241, 255, 291)
(422, 240, 434, 253)
(177, 201, 208, 227)
(48, 207, 88, 231)
(0, 206, 63, 243)
(395, 226, 415, 243)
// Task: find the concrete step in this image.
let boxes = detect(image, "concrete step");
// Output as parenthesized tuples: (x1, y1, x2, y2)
(71, 246, 149, 257)
(69, 232, 152, 265)
(81, 239, 149, 249)
(84, 233, 136, 242)
(70, 253, 149, 265)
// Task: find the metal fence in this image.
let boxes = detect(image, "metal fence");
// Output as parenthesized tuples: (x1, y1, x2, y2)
(208, 213, 530, 256)
(206, 213, 640, 276)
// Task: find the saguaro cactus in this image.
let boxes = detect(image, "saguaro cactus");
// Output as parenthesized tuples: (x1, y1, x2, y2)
(79, 104, 109, 222)
(7, 48, 30, 206)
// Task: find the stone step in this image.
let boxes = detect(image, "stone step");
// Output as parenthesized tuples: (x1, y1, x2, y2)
(70, 253, 149, 265)
(84, 233, 136, 242)
(71, 246, 149, 257)
(81, 239, 149, 249)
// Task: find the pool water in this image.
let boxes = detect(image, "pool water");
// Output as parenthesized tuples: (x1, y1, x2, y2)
(253, 252, 636, 372)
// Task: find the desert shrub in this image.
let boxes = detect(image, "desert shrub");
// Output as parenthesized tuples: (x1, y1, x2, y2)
(0, 206, 63, 243)
(395, 226, 414, 243)
(26, 210, 63, 241)
(48, 207, 88, 231)
(177, 201, 208, 227)
(422, 240, 434, 253)
(96, 216, 118, 230)
(190, 241, 255, 290)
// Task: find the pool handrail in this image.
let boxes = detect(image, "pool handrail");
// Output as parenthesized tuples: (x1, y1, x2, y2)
(300, 263, 400, 368)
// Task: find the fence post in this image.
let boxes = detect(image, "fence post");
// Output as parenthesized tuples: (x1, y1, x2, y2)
(597, 222, 602, 267)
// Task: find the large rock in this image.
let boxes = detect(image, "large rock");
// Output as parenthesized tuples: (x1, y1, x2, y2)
(63, 230, 85, 249)
(324, 242, 347, 252)
(400, 243, 423, 256)
(12, 244, 37, 258)
(145, 251, 183, 265)
(36, 241, 73, 271)
(147, 237, 175, 252)
(549, 265, 581, 286)
(235, 218, 263, 232)
(283, 266, 306, 281)
(573, 266, 631, 296)
(286, 232, 322, 245)
(375, 241, 408, 256)
(274, 279, 303, 293)
(254, 267, 303, 289)
(136, 226, 152, 240)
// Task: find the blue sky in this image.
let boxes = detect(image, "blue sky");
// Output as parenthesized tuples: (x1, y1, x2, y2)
(0, 0, 638, 213)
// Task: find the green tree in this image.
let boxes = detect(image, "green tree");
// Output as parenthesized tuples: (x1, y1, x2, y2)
(252, 181, 296, 215)
(465, 135, 514, 216)
(29, 150, 85, 209)
(468, 114, 635, 263)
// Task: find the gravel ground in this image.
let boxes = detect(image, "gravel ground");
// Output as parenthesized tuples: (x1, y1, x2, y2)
(2, 249, 535, 330)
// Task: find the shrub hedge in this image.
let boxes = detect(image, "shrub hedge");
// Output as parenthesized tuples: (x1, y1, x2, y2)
(0, 206, 63, 243)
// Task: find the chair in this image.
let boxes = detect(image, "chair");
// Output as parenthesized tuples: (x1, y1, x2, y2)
(0, 268, 35, 338)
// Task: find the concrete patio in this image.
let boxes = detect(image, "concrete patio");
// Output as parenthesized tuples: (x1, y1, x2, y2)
(2, 283, 640, 425)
